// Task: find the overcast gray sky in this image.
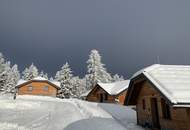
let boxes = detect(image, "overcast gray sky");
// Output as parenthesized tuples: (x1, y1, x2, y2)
(0, 0, 190, 78)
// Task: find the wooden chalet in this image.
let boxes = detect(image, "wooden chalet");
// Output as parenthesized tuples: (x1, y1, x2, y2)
(86, 80, 130, 104)
(125, 64, 190, 130)
(15, 77, 61, 97)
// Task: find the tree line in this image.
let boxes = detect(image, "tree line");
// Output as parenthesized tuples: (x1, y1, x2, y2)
(0, 50, 124, 98)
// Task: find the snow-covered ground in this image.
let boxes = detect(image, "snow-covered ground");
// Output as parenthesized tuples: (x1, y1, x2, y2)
(0, 95, 144, 130)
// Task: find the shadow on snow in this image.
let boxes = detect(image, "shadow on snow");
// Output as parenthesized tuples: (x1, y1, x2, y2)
(64, 117, 126, 130)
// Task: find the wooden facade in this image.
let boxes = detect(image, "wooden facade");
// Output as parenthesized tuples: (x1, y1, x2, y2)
(16, 80, 60, 97)
(86, 84, 127, 105)
(125, 75, 190, 130)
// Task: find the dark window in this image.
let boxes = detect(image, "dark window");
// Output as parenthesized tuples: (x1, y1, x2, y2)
(28, 86, 33, 92)
(105, 94, 108, 100)
(44, 86, 49, 91)
(100, 94, 103, 102)
(161, 99, 171, 119)
(142, 99, 146, 110)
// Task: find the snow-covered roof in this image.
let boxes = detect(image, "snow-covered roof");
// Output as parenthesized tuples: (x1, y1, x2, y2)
(16, 79, 28, 86)
(50, 81, 61, 88)
(16, 76, 61, 88)
(81, 90, 92, 97)
(32, 76, 47, 81)
(132, 64, 190, 105)
(97, 80, 130, 95)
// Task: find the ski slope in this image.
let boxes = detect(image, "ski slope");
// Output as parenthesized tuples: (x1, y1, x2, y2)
(0, 95, 144, 130)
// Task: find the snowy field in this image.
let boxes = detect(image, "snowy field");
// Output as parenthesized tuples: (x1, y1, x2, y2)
(0, 95, 144, 130)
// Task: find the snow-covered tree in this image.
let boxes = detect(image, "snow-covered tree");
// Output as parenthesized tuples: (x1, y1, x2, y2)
(0, 53, 7, 91)
(86, 49, 112, 89)
(22, 63, 39, 80)
(70, 76, 80, 98)
(4, 64, 20, 93)
(0, 53, 5, 73)
(112, 74, 124, 82)
(49, 77, 54, 81)
(55, 62, 74, 98)
(39, 71, 48, 79)
(0, 52, 21, 93)
(80, 78, 87, 93)
(0, 61, 11, 92)
(71, 76, 87, 98)
(11, 64, 20, 83)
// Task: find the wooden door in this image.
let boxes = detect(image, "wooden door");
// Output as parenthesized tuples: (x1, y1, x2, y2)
(100, 94, 103, 102)
(151, 98, 160, 129)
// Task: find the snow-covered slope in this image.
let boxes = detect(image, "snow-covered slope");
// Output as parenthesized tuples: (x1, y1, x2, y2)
(0, 95, 144, 130)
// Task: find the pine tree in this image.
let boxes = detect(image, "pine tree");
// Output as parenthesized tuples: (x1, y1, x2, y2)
(70, 76, 80, 98)
(0, 53, 21, 93)
(86, 49, 112, 89)
(4, 64, 20, 93)
(55, 62, 74, 98)
(0, 53, 7, 91)
(0, 54, 14, 93)
(71, 76, 87, 98)
(112, 74, 124, 82)
(49, 77, 54, 81)
(22, 63, 39, 80)
(1, 61, 11, 92)
(39, 70, 48, 79)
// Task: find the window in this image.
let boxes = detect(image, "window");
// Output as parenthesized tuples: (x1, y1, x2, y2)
(28, 86, 33, 92)
(105, 94, 108, 100)
(44, 86, 49, 91)
(142, 99, 146, 110)
(161, 99, 171, 119)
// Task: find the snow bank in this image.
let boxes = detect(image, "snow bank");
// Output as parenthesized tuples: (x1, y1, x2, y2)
(0, 122, 29, 130)
(72, 99, 112, 118)
(17, 95, 64, 102)
(0, 93, 14, 100)
(98, 103, 144, 130)
(64, 118, 126, 130)
(0, 100, 41, 110)
(64, 100, 144, 130)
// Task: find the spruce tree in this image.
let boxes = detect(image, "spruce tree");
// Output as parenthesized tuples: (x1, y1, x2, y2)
(71, 76, 87, 98)
(55, 62, 74, 98)
(0, 53, 7, 91)
(39, 70, 48, 79)
(0, 53, 21, 93)
(5, 64, 20, 93)
(86, 50, 112, 89)
(112, 74, 124, 82)
(1, 61, 11, 92)
(22, 63, 39, 80)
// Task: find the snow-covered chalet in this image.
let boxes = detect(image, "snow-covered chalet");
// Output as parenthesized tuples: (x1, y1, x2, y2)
(125, 64, 190, 130)
(15, 77, 60, 97)
(86, 80, 130, 104)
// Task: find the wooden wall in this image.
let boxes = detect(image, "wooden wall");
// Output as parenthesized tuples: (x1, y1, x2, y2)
(86, 86, 116, 103)
(136, 81, 190, 130)
(18, 81, 58, 97)
(118, 91, 127, 105)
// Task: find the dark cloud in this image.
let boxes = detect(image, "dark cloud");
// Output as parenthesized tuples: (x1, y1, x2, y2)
(0, 0, 190, 78)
